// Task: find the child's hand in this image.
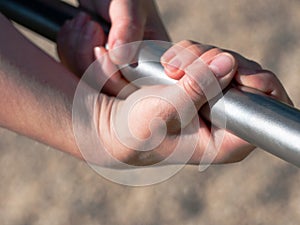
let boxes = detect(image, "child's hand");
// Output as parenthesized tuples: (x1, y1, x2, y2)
(100, 47, 239, 165)
(57, 13, 136, 97)
(57, 13, 105, 77)
(154, 40, 293, 163)
(78, 0, 170, 64)
(161, 40, 292, 105)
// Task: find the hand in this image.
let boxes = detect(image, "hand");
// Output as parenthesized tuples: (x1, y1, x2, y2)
(57, 13, 137, 96)
(57, 0, 169, 89)
(78, 0, 170, 63)
(157, 40, 293, 163)
(58, 22, 293, 165)
(2, 11, 292, 168)
(67, 38, 292, 166)
(57, 0, 169, 94)
(91, 45, 238, 166)
(57, 13, 105, 76)
(57, 0, 170, 75)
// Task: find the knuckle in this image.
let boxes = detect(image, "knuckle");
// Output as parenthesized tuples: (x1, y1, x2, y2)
(177, 40, 195, 48)
(209, 47, 223, 54)
(186, 44, 214, 57)
(182, 75, 204, 101)
(186, 45, 204, 57)
(119, 18, 144, 32)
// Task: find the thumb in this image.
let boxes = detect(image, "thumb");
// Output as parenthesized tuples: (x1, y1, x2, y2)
(107, 0, 146, 64)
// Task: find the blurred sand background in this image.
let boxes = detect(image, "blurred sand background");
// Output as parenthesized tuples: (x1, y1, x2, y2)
(1, 0, 300, 224)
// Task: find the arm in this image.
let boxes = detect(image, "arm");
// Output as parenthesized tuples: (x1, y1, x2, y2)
(0, 14, 84, 159)
(0, 14, 235, 166)
(1, 13, 292, 167)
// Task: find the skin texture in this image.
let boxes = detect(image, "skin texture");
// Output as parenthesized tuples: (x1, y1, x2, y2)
(0, 14, 82, 159)
(58, 0, 170, 75)
(0, 7, 292, 167)
(57, 13, 292, 166)
(160, 40, 293, 163)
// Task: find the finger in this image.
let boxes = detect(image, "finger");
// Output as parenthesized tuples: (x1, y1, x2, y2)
(225, 50, 262, 70)
(161, 40, 199, 63)
(107, 0, 147, 64)
(73, 12, 91, 29)
(93, 46, 138, 98)
(57, 20, 74, 67)
(161, 41, 215, 79)
(56, 12, 91, 75)
(75, 20, 106, 75)
(235, 70, 293, 104)
(178, 53, 237, 108)
(158, 53, 236, 132)
(127, 52, 237, 137)
(118, 52, 236, 148)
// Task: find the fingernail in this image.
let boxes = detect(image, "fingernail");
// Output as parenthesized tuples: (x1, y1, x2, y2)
(166, 58, 181, 72)
(94, 46, 106, 59)
(83, 22, 95, 38)
(209, 53, 234, 77)
(161, 50, 176, 63)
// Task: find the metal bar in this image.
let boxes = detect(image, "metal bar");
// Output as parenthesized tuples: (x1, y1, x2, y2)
(1, 0, 300, 167)
(0, 0, 110, 41)
(208, 88, 300, 166)
(122, 43, 300, 167)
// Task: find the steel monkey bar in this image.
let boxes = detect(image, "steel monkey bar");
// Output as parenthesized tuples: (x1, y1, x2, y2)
(1, 0, 300, 167)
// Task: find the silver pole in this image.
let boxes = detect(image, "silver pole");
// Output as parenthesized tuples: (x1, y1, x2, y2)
(121, 42, 300, 167)
(0, 0, 109, 41)
(209, 88, 300, 166)
(2, 0, 300, 167)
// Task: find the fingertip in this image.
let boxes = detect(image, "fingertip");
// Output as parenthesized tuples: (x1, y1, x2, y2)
(165, 59, 181, 72)
(93, 23, 107, 46)
(79, 21, 104, 47)
(164, 65, 185, 80)
(107, 21, 144, 64)
(164, 68, 185, 80)
(161, 49, 176, 63)
(208, 53, 236, 78)
(94, 46, 107, 59)
(109, 40, 127, 64)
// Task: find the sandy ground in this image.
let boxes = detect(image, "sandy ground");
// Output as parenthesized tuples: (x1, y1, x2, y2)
(1, 0, 300, 224)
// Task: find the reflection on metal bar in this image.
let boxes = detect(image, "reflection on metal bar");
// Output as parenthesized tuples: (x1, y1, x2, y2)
(1, 0, 300, 167)
(122, 43, 300, 167)
(0, 0, 109, 41)
(209, 88, 300, 166)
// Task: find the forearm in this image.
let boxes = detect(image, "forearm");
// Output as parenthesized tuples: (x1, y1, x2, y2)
(0, 14, 88, 159)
